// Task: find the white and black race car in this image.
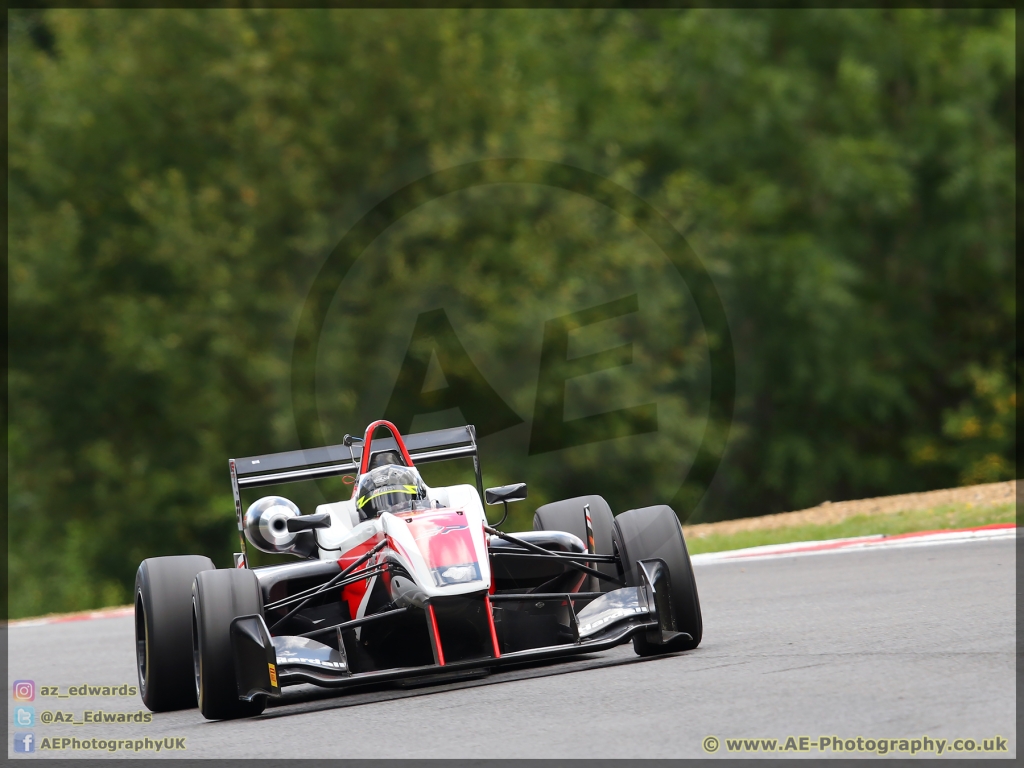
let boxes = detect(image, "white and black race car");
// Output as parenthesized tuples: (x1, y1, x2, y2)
(134, 420, 702, 720)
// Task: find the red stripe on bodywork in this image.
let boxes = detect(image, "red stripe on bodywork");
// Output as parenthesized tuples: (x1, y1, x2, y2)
(428, 604, 445, 666)
(484, 595, 501, 658)
(337, 535, 381, 620)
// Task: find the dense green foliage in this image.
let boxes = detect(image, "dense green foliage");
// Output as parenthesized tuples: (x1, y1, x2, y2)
(8, 9, 1015, 617)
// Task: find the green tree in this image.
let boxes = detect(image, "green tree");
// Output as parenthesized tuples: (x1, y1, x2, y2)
(8, 9, 1015, 617)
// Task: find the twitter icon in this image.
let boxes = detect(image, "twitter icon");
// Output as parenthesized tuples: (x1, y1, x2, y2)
(14, 706, 35, 727)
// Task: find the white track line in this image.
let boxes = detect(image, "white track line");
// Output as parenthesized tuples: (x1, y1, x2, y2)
(691, 524, 1016, 565)
(9, 605, 134, 629)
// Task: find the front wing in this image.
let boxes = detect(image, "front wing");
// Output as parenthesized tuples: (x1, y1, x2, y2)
(230, 558, 690, 700)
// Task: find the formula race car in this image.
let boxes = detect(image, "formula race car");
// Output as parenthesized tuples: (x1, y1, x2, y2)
(134, 420, 702, 720)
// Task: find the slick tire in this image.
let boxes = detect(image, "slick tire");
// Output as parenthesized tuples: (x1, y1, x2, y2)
(135, 555, 216, 712)
(192, 568, 266, 720)
(533, 495, 617, 591)
(611, 505, 702, 655)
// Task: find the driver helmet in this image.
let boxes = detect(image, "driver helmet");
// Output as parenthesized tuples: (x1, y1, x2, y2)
(356, 463, 428, 518)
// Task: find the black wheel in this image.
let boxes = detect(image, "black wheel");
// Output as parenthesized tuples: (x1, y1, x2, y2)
(611, 505, 702, 655)
(192, 568, 266, 720)
(135, 555, 215, 712)
(534, 495, 617, 591)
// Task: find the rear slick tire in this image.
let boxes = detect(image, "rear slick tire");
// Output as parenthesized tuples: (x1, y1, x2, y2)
(533, 495, 617, 591)
(135, 555, 215, 712)
(192, 568, 266, 720)
(611, 505, 702, 655)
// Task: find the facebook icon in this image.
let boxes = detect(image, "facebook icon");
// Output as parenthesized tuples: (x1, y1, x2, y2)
(14, 732, 35, 753)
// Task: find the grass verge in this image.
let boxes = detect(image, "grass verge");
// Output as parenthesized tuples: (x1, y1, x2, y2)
(685, 502, 1016, 555)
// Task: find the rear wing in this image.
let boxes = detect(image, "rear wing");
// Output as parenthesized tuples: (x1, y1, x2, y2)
(230, 424, 482, 493)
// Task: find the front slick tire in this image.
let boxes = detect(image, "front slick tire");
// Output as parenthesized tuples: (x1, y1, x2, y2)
(192, 569, 266, 720)
(612, 505, 702, 656)
(135, 556, 215, 712)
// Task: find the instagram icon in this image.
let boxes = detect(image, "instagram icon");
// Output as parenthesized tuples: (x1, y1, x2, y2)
(12, 680, 35, 701)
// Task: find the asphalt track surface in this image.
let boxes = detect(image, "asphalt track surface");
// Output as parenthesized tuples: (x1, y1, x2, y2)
(8, 537, 1017, 759)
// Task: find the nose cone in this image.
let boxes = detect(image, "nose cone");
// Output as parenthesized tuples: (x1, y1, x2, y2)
(404, 510, 480, 587)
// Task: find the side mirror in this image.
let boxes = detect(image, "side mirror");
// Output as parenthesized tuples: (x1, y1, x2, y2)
(485, 482, 527, 505)
(484, 483, 526, 529)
